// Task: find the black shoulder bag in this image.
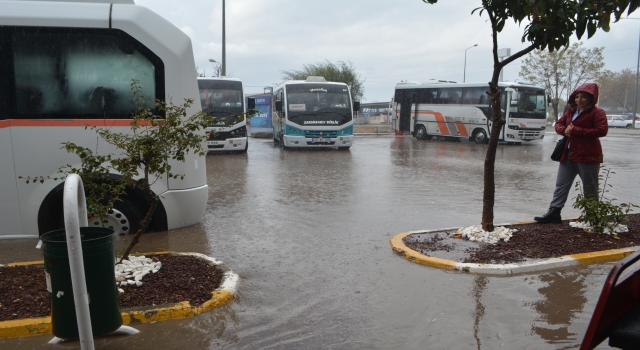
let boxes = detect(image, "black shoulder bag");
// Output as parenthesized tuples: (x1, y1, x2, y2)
(550, 137, 566, 161)
(551, 113, 582, 161)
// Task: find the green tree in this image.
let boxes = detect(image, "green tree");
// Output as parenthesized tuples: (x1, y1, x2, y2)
(423, 0, 639, 232)
(281, 60, 365, 101)
(597, 68, 638, 113)
(519, 42, 606, 121)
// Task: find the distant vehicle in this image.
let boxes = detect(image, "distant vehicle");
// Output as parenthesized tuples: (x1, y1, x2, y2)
(272, 76, 360, 150)
(0, 0, 208, 238)
(197, 77, 253, 153)
(392, 81, 547, 144)
(607, 115, 634, 128)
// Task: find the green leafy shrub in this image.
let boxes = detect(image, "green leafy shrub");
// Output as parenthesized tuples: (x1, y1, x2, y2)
(572, 167, 637, 234)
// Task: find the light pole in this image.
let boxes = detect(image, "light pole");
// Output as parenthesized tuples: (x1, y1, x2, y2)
(208, 58, 219, 77)
(221, 0, 226, 76)
(464, 44, 478, 83)
(623, 18, 640, 129)
(632, 20, 640, 128)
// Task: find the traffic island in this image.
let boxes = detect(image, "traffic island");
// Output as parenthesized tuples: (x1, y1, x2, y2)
(0, 252, 238, 339)
(390, 215, 640, 275)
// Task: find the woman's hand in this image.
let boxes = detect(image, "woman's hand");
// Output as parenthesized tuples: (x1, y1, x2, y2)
(564, 123, 574, 137)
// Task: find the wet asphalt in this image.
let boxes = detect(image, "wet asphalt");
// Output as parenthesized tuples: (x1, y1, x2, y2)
(2, 129, 639, 349)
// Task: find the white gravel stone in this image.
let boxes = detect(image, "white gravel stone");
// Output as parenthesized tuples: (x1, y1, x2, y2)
(115, 255, 162, 291)
(569, 221, 629, 235)
(457, 225, 517, 244)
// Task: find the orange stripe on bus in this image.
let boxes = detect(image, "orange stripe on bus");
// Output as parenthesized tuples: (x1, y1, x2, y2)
(455, 121, 468, 137)
(430, 112, 450, 135)
(0, 119, 149, 129)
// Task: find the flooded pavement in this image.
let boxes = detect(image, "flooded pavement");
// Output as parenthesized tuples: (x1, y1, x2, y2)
(2, 131, 639, 349)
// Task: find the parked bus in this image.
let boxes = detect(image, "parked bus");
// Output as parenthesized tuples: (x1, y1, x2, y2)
(197, 77, 251, 153)
(0, 0, 208, 239)
(272, 76, 360, 150)
(392, 81, 547, 144)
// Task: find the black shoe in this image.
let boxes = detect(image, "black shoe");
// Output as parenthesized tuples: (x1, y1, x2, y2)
(534, 207, 562, 223)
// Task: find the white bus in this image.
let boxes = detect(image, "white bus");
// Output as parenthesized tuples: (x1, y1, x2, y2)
(272, 76, 360, 150)
(0, 0, 208, 239)
(392, 81, 547, 144)
(197, 77, 252, 153)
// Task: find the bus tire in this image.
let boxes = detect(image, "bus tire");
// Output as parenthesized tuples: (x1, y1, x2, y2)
(472, 129, 488, 144)
(415, 125, 427, 140)
(240, 141, 248, 153)
(91, 199, 143, 235)
(338, 146, 350, 151)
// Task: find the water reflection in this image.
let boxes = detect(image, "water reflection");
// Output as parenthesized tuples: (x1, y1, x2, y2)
(196, 304, 240, 347)
(472, 276, 488, 350)
(528, 269, 589, 347)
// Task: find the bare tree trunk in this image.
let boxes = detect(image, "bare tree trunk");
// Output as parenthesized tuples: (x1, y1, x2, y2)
(118, 166, 157, 263)
(482, 80, 503, 232)
(481, 9, 538, 232)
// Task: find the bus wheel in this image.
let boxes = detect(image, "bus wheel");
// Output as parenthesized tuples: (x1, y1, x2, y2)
(89, 200, 142, 235)
(415, 126, 427, 140)
(241, 141, 248, 153)
(472, 129, 488, 144)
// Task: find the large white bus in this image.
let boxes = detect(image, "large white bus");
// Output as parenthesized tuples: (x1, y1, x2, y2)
(272, 76, 360, 150)
(0, 0, 208, 239)
(392, 81, 547, 144)
(197, 77, 252, 153)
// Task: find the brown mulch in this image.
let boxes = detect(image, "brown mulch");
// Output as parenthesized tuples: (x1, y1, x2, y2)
(404, 213, 640, 264)
(0, 254, 224, 321)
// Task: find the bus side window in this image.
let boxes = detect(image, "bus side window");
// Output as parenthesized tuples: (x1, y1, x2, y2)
(9, 27, 163, 119)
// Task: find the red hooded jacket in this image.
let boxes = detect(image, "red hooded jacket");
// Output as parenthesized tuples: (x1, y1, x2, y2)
(554, 82, 608, 163)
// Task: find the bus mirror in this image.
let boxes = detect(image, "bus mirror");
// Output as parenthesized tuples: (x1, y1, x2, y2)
(353, 101, 360, 112)
(247, 97, 255, 111)
(275, 100, 283, 112)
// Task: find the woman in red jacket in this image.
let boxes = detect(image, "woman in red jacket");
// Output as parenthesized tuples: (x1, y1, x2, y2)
(534, 82, 608, 223)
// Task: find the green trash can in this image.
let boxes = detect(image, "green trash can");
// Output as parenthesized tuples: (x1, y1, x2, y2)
(41, 227, 122, 339)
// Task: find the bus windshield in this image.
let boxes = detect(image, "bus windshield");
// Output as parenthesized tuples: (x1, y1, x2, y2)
(198, 80, 244, 126)
(286, 84, 351, 126)
(509, 88, 546, 119)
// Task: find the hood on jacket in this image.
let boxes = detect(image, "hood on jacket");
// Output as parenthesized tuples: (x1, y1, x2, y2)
(568, 82, 599, 109)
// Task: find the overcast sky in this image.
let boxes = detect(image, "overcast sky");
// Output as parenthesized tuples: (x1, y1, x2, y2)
(136, 0, 639, 102)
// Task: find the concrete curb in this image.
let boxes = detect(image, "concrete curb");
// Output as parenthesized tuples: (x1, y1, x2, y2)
(390, 224, 640, 276)
(0, 252, 238, 339)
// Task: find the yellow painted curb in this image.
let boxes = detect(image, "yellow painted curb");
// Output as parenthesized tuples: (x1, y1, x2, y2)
(390, 231, 458, 270)
(7, 260, 44, 267)
(0, 252, 237, 339)
(0, 317, 51, 339)
(570, 248, 638, 265)
(392, 225, 640, 275)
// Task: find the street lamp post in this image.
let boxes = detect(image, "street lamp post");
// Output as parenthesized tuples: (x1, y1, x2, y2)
(221, 0, 226, 77)
(623, 17, 640, 129)
(633, 22, 640, 129)
(464, 44, 478, 83)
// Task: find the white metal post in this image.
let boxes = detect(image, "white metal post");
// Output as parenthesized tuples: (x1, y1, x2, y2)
(63, 174, 94, 350)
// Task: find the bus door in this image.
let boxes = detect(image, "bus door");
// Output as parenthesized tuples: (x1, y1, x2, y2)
(502, 89, 516, 141)
(398, 91, 414, 132)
